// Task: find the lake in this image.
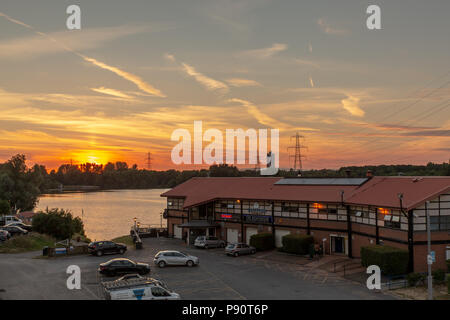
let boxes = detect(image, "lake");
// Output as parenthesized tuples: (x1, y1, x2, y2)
(36, 189, 169, 241)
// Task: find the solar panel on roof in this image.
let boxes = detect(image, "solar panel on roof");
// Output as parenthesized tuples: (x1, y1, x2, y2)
(275, 178, 368, 186)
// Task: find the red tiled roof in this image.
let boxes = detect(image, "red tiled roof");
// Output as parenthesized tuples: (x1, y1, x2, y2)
(18, 211, 37, 218)
(161, 177, 358, 208)
(345, 176, 450, 210)
(161, 176, 450, 210)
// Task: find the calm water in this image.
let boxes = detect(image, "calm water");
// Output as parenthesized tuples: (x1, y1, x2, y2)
(36, 189, 168, 241)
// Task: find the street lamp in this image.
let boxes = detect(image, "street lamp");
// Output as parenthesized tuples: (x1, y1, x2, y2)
(426, 201, 433, 300)
(133, 217, 137, 230)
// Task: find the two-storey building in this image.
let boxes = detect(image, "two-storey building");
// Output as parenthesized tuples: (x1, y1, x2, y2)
(161, 176, 450, 272)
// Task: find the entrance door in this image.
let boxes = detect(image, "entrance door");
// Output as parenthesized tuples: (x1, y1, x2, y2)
(331, 236, 345, 254)
(173, 225, 182, 239)
(246, 228, 258, 245)
(227, 228, 239, 244)
(275, 230, 290, 248)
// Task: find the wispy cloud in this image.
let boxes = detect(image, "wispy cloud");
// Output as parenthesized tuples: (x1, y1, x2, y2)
(229, 98, 317, 132)
(317, 18, 347, 35)
(309, 76, 315, 88)
(0, 25, 151, 59)
(81, 55, 166, 97)
(241, 43, 287, 59)
(0, 12, 166, 98)
(341, 95, 364, 117)
(226, 78, 261, 87)
(181, 62, 229, 92)
(91, 87, 133, 99)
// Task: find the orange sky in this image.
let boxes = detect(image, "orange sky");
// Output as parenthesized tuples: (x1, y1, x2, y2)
(0, 2, 449, 171)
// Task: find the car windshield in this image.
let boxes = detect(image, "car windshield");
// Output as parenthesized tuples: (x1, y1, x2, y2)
(178, 252, 188, 257)
(226, 244, 235, 248)
(196, 236, 205, 240)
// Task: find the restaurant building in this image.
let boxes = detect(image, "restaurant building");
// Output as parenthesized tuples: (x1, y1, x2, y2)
(161, 176, 450, 272)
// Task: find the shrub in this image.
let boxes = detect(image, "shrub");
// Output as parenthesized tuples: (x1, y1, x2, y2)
(432, 269, 446, 284)
(249, 232, 274, 251)
(446, 260, 450, 273)
(281, 234, 313, 255)
(32, 208, 85, 240)
(407, 273, 425, 287)
(360, 245, 409, 276)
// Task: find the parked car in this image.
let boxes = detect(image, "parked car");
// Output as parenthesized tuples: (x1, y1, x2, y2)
(0, 230, 10, 241)
(0, 215, 22, 226)
(98, 258, 151, 277)
(0, 225, 28, 236)
(153, 250, 199, 268)
(102, 276, 180, 300)
(225, 243, 256, 257)
(194, 235, 226, 249)
(4, 222, 32, 232)
(88, 241, 127, 256)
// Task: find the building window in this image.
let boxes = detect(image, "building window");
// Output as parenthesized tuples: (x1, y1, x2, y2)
(384, 214, 401, 229)
(430, 216, 450, 231)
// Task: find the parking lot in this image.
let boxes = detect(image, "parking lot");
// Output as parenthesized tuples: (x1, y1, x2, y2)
(0, 237, 397, 300)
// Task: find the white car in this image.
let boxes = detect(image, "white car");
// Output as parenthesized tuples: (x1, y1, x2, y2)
(154, 250, 199, 268)
(0, 215, 22, 226)
(194, 236, 226, 249)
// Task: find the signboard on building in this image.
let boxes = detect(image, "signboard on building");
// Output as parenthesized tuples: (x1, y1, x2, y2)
(243, 214, 272, 224)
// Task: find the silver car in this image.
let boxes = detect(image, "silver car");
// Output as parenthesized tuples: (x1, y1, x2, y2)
(154, 250, 199, 268)
(194, 236, 226, 249)
(225, 243, 256, 257)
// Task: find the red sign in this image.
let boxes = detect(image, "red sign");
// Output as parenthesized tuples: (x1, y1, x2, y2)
(221, 214, 232, 219)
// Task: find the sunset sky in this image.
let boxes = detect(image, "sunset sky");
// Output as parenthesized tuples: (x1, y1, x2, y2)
(0, 0, 449, 171)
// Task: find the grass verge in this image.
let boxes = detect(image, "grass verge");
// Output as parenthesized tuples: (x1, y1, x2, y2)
(111, 234, 134, 247)
(0, 232, 56, 253)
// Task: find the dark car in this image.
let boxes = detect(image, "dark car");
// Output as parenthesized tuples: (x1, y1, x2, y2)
(88, 241, 127, 256)
(98, 258, 151, 277)
(0, 226, 28, 236)
(5, 222, 32, 232)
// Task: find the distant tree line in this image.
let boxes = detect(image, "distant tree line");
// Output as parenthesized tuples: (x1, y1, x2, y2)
(0, 154, 449, 214)
(43, 160, 450, 190)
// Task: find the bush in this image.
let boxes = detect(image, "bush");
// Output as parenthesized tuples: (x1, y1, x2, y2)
(432, 269, 446, 284)
(32, 208, 85, 240)
(0, 232, 55, 253)
(249, 232, 274, 251)
(407, 273, 425, 287)
(281, 234, 314, 255)
(360, 245, 409, 276)
(446, 260, 450, 273)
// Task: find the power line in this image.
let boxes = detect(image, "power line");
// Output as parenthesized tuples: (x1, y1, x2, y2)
(287, 132, 307, 172)
(146, 152, 153, 170)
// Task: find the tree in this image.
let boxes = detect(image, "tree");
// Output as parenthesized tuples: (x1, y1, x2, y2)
(0, 154, 42, 213)
(32, 208, 85, 240)
(0, 199, 10, 216)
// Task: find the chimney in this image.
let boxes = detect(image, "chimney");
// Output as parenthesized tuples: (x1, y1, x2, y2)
(366, 170, 373, 178)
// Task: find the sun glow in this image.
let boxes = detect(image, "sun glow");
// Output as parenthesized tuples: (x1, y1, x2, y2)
(68, 150, 111, 165)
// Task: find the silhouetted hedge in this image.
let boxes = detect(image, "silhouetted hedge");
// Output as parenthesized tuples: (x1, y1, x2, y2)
(249, 232, 274, 251)
(361, 245, 409, 275)
(281, 234, 313, 255)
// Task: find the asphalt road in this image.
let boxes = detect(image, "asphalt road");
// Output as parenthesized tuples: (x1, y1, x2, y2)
(0, 238, 397, 300)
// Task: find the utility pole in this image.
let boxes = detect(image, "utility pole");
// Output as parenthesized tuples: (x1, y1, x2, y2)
(287, 132, 307, 173)
(426, 201, 433, 300)
(146, 152, 153, 170)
